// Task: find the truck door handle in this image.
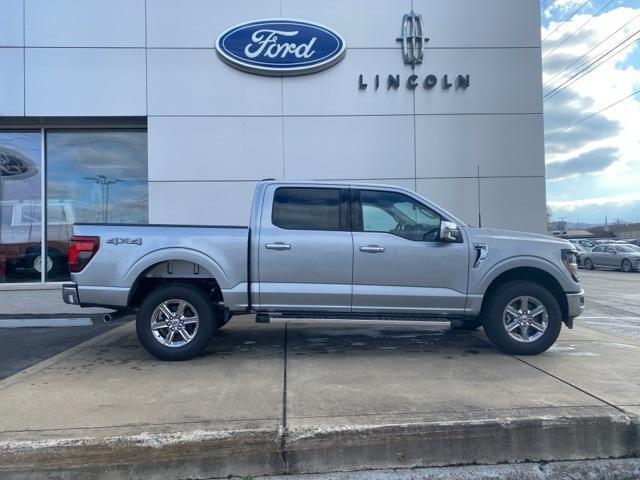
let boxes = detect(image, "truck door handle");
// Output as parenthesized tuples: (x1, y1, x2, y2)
(265, 242, 291, 251)
(360, 245, 385, 253)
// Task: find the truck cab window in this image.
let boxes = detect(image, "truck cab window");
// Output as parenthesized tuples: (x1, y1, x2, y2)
(359, 190, 441, 241)
(272, 187, 340, 231)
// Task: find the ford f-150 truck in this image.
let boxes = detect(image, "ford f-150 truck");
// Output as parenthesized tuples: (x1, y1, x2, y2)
(63, 181, 584, 361)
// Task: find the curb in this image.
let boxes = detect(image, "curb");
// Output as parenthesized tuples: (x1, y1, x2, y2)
(1, 409, 638, 479)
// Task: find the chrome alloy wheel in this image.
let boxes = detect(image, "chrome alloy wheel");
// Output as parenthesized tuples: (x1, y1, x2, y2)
(150, 299, 200, 348)
(502, 296, 548, 343)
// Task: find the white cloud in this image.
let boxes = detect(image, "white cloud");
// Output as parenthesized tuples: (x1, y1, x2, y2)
(541, 5, 640, 223)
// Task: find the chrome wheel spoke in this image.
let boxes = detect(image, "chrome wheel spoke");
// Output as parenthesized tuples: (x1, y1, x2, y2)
(530, 320, 546, 333)
(520, 296, 529, 312)
(178, 327, 192, 341)
(151, 320, 169, 331)
(506, 321, 520, 332)
(182, 316, 199, 325)
(530, 306, 545, 318)
(164, 330, 175, 346)
(505, 306, 520, 318)
(176, 300, 187, 319)
(159, 303, 173, 320)
(520, 325, 529, 341)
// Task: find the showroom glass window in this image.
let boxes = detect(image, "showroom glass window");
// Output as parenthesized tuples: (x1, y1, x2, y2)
(0, 129, 147, 284)
(46, 130, 148, 281)
(0, 131, 42, 283)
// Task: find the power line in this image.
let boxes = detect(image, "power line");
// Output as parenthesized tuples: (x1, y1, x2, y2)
(542, 0, 592, 42)
(545, 88, 640, 140)
(544, 31, 640, 100)
(542, 0, 616, 60)
(543, 28, 640, 100)
(544, 11, 640, 89)
(544, 36, 640, 101)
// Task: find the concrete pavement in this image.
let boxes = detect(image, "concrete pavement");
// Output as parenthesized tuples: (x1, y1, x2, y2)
(256, 458, 640, 480)
(0, 287, 110, 317)
(1, 315, 639, 479)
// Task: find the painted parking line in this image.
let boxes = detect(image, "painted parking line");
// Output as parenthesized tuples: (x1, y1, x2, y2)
(583, 321, 640, 329)
(0, 318, 93, 328)
(580, 316, 640, 320)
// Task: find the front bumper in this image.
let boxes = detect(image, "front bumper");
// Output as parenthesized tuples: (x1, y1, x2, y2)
(566, 289, 585, 319)
(62, 283, 80, 305)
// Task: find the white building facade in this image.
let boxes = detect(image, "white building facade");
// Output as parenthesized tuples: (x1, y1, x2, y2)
(0, 0, 545, 286)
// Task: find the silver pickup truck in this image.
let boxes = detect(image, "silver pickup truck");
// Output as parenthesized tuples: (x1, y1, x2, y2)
(63, 181, 584, 360)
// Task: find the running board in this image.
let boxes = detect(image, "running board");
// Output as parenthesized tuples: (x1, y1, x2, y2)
(255, 312, 467, 324)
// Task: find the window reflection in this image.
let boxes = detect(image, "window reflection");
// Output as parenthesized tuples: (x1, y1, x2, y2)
(0, 132, 43, 283)
(0, 131, 42, 282)
(46, 130, 148, 281)
(1, 129, 148, 284)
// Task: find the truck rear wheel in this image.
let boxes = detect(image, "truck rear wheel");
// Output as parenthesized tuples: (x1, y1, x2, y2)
(482, 281, 562, 355)
(136, 283, 215, 361)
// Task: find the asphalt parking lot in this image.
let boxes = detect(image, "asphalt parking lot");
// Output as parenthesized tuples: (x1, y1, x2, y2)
(577, 269, 640, 341)
(0, 322, 116, 381)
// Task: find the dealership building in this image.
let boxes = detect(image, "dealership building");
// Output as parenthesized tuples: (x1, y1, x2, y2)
(0, 0, 544, 287)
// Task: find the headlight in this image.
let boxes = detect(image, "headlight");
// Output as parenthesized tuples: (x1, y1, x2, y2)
(562, 249, 580, 282)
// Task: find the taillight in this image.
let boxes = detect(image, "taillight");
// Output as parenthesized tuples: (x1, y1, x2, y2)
(68, 236, 100, 273)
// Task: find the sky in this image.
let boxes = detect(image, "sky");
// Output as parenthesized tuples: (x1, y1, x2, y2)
(541, 0, 640, 225)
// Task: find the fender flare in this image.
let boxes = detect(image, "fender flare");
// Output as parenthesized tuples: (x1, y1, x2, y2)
(123, 247, 230, 288)
(476, 255, 573, 296)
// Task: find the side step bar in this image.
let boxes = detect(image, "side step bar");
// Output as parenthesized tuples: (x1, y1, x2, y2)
(255, 312, 466, 324)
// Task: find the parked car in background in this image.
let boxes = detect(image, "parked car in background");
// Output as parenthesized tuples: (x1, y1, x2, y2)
(627, 244, 640, 253)
(569, 239, 596, 249)
(582, 244, 640, 272)
(573, 243, 587, 268)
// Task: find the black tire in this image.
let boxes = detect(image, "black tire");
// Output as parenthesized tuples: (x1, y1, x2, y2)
(621, 259, 633, 273)
(583, 258, 594, 270)
(451, 318, 483, 330)
(136, 283, 216, 361)
(482, 281, 562, 356)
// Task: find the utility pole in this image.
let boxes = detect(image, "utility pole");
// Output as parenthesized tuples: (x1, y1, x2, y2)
(84, 175, 124, 222)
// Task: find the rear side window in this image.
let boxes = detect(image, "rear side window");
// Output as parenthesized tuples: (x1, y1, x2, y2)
(272, 187, 340, 231)
(592, 246, 604, 252)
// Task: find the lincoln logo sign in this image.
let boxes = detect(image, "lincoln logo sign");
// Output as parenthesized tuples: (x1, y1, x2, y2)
(215, 19, 346, 76)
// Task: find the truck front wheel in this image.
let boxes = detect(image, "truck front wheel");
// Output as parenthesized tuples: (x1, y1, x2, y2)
(136, 284, 215, 361)
(483, 281, 562, 355)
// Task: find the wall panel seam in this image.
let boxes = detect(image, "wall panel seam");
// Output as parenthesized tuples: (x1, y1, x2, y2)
(146, 113, 543, 118)
(148, 176, 546, 183)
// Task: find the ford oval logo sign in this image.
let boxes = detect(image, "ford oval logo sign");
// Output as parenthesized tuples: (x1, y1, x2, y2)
(215, 19, 346, 76)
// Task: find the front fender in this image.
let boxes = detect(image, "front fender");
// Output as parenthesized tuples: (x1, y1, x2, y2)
(473, 255, 576, 296)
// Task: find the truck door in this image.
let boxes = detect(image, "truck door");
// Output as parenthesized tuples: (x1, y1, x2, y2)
(256, 185, 353, 312)
(350, 188, 469, 315)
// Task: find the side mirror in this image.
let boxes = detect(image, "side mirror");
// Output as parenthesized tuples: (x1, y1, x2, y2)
(440, 221, 462, 243)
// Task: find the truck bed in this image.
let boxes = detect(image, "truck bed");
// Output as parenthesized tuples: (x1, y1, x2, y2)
(71, 223, 250, 310)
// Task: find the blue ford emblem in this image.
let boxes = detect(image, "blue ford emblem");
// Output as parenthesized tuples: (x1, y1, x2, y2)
(216, 19, 346, 76)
